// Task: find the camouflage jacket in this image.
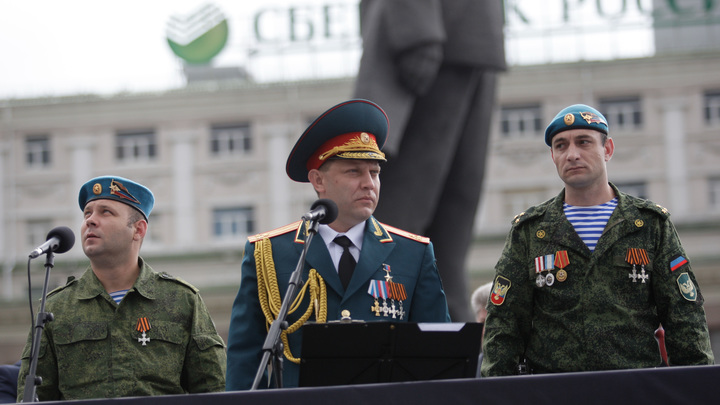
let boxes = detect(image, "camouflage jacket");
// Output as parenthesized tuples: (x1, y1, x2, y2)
(481, 184, 714, 376)
(18, 259, 226, 401)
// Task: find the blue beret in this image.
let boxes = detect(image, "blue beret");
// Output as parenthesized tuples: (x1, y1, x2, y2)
(286, 99, 388, 183)
(78, 176, 154, 221)
(544, 104, 609, 146)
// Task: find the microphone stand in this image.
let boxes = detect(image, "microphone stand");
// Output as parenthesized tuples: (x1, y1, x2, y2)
(250, 218, 321, 390)
(22, 252, 56, 403)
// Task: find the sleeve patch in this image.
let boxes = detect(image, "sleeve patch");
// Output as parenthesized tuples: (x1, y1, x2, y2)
(490, 276, 511, 306)
(677, 272, 697, 301)
(670, 255, 688, 272)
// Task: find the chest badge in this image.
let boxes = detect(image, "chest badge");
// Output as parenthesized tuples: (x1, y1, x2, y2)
(136, 317, 152, 346)
(626, 248, 650, 284)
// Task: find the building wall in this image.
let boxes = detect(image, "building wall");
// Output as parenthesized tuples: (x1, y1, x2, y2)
(2, 52, 720, 363)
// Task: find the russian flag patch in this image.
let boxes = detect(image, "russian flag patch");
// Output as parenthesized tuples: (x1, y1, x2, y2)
(670, 255, 688, 272)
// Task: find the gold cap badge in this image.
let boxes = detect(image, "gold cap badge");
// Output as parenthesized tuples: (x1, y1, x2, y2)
(92, 183, 102, 195)
(564, 113, 575, 126)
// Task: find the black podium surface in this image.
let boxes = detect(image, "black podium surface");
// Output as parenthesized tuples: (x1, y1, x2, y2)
(299, 322, 483, 386)
(38, 364, 720, 405)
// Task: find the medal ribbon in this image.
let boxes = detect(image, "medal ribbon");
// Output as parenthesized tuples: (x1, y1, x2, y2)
(387, 282, 407, 301)
(367, 281, 378, 298)
(136, 317, 151, 333)
(377, 280, 388, 299)
(554, 250, 570, 269)
(545, 254, 555, 271)
(626, 248, 649, 266)
(535, 254, 555, 273)
(368, 280, 388, 299)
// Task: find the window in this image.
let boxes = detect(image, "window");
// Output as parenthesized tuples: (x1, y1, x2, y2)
(116, 130, 156, 163)
(25, 135, 51, 169)
(615, 182, 648, 199)
(709, 178, 720, 211)
(599, 97, 642, 131)
(502, 189, 547, 218)
(499, 104, 543, 138)
(213, 207, 255, 240)
(210, 124, 252, 156)
(704, 91, 720, 126)
(27, 220, 53, 251)
(144, 213, 162, 246)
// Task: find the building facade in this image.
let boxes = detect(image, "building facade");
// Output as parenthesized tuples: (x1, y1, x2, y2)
(2, 50, 719, 363)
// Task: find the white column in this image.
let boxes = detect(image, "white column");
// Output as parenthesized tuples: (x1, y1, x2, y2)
(661, 97, 688, 216)
(172, 129, 197, 248)
(266, 123, 292, 228)
(70, 136, 97, 226)
(0, 140, 12, 301)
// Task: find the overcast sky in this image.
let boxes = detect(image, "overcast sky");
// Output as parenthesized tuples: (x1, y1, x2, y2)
(0, 0, 656, 100)
(0, 0, 355, 99)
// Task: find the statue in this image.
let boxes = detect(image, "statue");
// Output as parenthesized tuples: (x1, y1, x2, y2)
(353, 0, 507, 321)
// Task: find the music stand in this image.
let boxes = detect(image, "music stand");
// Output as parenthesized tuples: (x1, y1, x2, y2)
(298, 322, 482, 387)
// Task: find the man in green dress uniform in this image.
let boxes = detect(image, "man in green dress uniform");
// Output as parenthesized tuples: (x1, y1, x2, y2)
(225, 99, 451, 390)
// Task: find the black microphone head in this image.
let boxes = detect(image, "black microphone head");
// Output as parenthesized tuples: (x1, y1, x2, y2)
(46, 226, 75, 254)
(311, 199, 338, 224)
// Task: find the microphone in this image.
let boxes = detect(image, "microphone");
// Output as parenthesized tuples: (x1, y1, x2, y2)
(302, 199, 338, 225)
(29, 226, 75, 258)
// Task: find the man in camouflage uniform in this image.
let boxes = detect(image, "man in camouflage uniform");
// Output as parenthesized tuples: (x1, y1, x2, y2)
(481, 104, 714, 377)
(17, 176, 226, 401)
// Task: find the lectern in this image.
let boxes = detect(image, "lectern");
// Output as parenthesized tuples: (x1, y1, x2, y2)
(299, 322, 482, 387)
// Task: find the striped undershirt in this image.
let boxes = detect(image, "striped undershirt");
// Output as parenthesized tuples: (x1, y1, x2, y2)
(109, 289, 130, 305)
(563, 197, 618, 252)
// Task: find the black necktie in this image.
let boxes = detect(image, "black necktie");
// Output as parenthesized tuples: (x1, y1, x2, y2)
(334, 236, 356, 290)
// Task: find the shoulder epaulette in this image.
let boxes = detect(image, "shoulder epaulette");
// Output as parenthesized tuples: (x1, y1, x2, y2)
(248, 221, 303, 243)
(633, 198, 671, 218)
(158, 272, 199, 293)
(511, 204, 546, 227)
(46, 276, 77, 297)
(381, 223, 430, 244)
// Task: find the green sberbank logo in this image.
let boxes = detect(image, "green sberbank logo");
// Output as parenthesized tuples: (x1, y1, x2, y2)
(166, 3, 228, 65)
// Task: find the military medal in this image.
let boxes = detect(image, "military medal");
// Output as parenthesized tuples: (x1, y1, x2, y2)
(136, 317, 151, 346)
(534, 255, 546, 287)
(534, 254, 555, 287)
(626, 248, 650, 284)
(555, 251, 569, 282)
(367, 280, 388, 317)
(387, 281, 407, 320)
(383, 263, 392, 282)
(380, 265, 392, 316)
(545, 272, 555, 286)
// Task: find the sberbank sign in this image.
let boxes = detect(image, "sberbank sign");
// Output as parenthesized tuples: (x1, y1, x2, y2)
(167, 4, 229, 65)
(167, 1, 720, 64)
(506, 0, 720, 26)
(250, 0, 719, 43)
(252, 2, 358, 43)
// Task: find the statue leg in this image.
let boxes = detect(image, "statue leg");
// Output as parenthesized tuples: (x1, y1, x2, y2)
(426, 70, 498, 322)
